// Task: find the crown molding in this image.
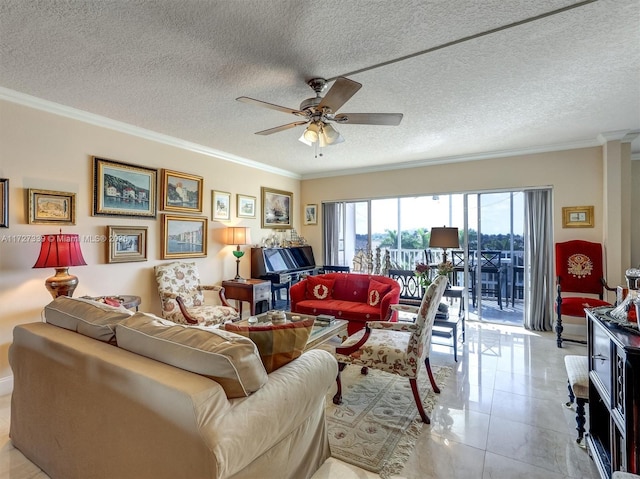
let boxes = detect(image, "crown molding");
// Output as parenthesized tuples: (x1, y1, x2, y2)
(0, 87, 301, 179)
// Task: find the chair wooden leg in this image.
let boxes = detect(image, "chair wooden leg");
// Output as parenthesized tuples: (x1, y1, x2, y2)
(575, 398, 587, 445)
(333, 363, 346, 405)
(424, 357, 440, 394)
(409, 378, 430, 424)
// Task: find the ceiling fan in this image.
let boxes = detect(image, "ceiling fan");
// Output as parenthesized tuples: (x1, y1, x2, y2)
(236, 77, 403, 147)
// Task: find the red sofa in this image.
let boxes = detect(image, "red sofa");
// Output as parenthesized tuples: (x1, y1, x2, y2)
(290, 273, 401, 335)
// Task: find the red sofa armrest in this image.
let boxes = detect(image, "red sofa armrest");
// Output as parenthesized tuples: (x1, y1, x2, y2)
(290, 280, 307, 308)
(380, 284, 401, 321)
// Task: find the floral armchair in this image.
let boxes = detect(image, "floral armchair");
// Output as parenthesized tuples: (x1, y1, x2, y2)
(154, 261, 238, 327)
(333, 275, 449, 423)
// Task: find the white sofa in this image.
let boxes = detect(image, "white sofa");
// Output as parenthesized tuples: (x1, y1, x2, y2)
(9, 297, 337, 479)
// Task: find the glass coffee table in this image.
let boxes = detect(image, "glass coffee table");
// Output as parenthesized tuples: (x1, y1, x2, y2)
(235, 311, 348, 351)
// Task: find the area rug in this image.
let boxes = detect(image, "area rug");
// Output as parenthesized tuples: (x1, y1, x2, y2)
(325, 365, 451, 478)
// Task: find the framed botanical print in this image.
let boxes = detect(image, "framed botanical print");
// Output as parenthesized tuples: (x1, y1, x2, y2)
(161, 169, 203, 213)
(212, 190, 231, 221)
(304, 204, 318, 225)
(92, 156, 157, 217)
(236, 194, 256, 218)
(562, 205, 594, 228)
(28, 188, 76, 225)
(261, 187, 292, 229)
(161, 214, 208, 259)
(107, 225, 148, 263)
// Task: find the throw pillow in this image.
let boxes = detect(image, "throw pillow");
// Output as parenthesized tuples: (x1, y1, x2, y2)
(305, 276, 335, 300)
(224, 318, 315, 373)
(44, 296, 133, 344)
(116, 312, 268, 398)
(367, 279, 391, 307)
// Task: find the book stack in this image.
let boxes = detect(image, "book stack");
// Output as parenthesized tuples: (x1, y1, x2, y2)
(316, 314, 336, 326)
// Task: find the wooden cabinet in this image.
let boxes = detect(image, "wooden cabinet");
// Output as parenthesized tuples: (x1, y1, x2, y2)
(586, 309, 640, 478)
(222, 279, 271, 316)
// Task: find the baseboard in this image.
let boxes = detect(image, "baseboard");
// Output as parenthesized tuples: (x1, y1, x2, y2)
(0, 375, 13, 396)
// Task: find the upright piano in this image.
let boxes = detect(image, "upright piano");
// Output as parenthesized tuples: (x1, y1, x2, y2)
(250, 246, 317, 286)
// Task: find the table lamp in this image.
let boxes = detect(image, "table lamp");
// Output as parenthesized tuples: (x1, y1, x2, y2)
(226, 226, 250, 282)
(33, 232, 87, 298)
(428, 226, 459, 263)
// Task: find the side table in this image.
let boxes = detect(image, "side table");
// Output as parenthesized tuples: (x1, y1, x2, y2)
(222, 279, 271, 317)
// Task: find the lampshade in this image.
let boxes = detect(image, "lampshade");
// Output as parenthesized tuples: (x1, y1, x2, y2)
(429, 227, 460, 250)
(299, 121, 344, 147)
(226, 226, 250, 246)
(33, 233, 87, 298)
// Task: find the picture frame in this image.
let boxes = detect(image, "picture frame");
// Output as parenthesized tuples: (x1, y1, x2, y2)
(261, 187, 293, 229)
(0, 178, 8, 228)
(161, 214, 208, 259)
(304, 204, 318, 225)
(236, 194, 256, 218)
(92, 156, 157, 218)
(212, 190, 231, 221)
(160, 169, 203, 213)
(107, 225, 148, 263)
(562, 205, 594, 228)
(28, 188, 76, 225)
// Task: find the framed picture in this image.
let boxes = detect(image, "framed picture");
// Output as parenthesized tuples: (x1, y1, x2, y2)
(261, 187, 293, 229)
(92, 156, 157, 217)
(237, 194, 256, 218)
(0, 178, 7, 228)
(562, 205, 594, 228)
(107, 225, 148, 263)
(304, 204, 318, 225)
(28, 188, 76, 225)
(212, 190, 231, 221)
(161, 169, 203, 213)
(161, 214, 208, 259)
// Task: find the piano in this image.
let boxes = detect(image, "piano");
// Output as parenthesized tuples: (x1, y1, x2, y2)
(250, 245, 317, 286)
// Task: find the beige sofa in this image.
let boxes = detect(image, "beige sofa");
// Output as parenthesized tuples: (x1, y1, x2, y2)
(9, 297, 337, 479)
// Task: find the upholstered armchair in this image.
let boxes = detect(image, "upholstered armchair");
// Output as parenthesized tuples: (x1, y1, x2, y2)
(154, 261, 238, 326)
(333, 275, 449, 423)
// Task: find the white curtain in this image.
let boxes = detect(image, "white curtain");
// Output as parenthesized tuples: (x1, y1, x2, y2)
(322, 202, 340, 266)
(523, 189, 553, 330)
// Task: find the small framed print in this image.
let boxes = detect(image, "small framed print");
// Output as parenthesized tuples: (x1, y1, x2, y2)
(107, 226, 148, 263)
(28, 188, 76, 225)
(562, 205, 594, 228)
(161, 169, 203, 213)
(92, 157, 157, 218)
(261, 187, 292, 229)
(0, 178, 8, 228)
(212, 190, 231, 221)
(304, 204, 318, 225)
(161, 214, 208, 259)
(237, 194, 256, 218)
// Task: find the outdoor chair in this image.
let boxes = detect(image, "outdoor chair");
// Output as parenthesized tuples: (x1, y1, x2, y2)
(555, 240, 614, 347)
(471, 250, 504, 310)
(154, 261, 238, 326)
(333, 275, 448, 424)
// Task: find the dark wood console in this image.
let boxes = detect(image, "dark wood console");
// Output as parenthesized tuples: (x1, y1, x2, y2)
(586, 308, 640, 478)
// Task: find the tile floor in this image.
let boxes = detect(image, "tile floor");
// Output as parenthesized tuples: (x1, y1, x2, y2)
(0, 318, 601, 479)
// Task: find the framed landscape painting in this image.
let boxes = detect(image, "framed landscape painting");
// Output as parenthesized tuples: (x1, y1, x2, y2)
(304, 204, 318, 225)
(107, 225, 148, 263)
(212, 190, 231, 221)
(161, 214, 208, 259)
(261, 187, 292, 229)
(28, 188, 76, 225)
(161, 169, 203, 213)
(92, 157, 157, 218)
(237, 194, 256, 218)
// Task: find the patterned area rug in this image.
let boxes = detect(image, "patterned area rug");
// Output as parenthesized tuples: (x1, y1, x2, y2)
(325, 365, 451, 479)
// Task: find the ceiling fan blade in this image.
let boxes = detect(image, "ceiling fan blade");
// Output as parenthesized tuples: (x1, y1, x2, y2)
(334, 113, 403, 126)
(255, 121, 308, 136)
(317, 77, 362, 113)
(236, 97, 307, 117)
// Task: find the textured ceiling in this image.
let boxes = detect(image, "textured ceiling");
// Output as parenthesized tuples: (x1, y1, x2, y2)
(1, 0, 639, 178)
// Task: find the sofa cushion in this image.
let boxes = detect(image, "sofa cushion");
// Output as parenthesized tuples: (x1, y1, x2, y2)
(367, 279, 391, 307)
(115, 312, 268, 398)
(331, 274, 370, 303)
(224, 318, 315, 373)
(306, 276, 335, 300)
(44, 296, 133, 344)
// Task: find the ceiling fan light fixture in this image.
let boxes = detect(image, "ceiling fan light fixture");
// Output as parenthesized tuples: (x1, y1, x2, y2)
(303, 122, 320, 142)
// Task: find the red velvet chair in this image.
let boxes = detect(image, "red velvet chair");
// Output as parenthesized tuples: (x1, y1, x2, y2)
(555, 240, 614, 347)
